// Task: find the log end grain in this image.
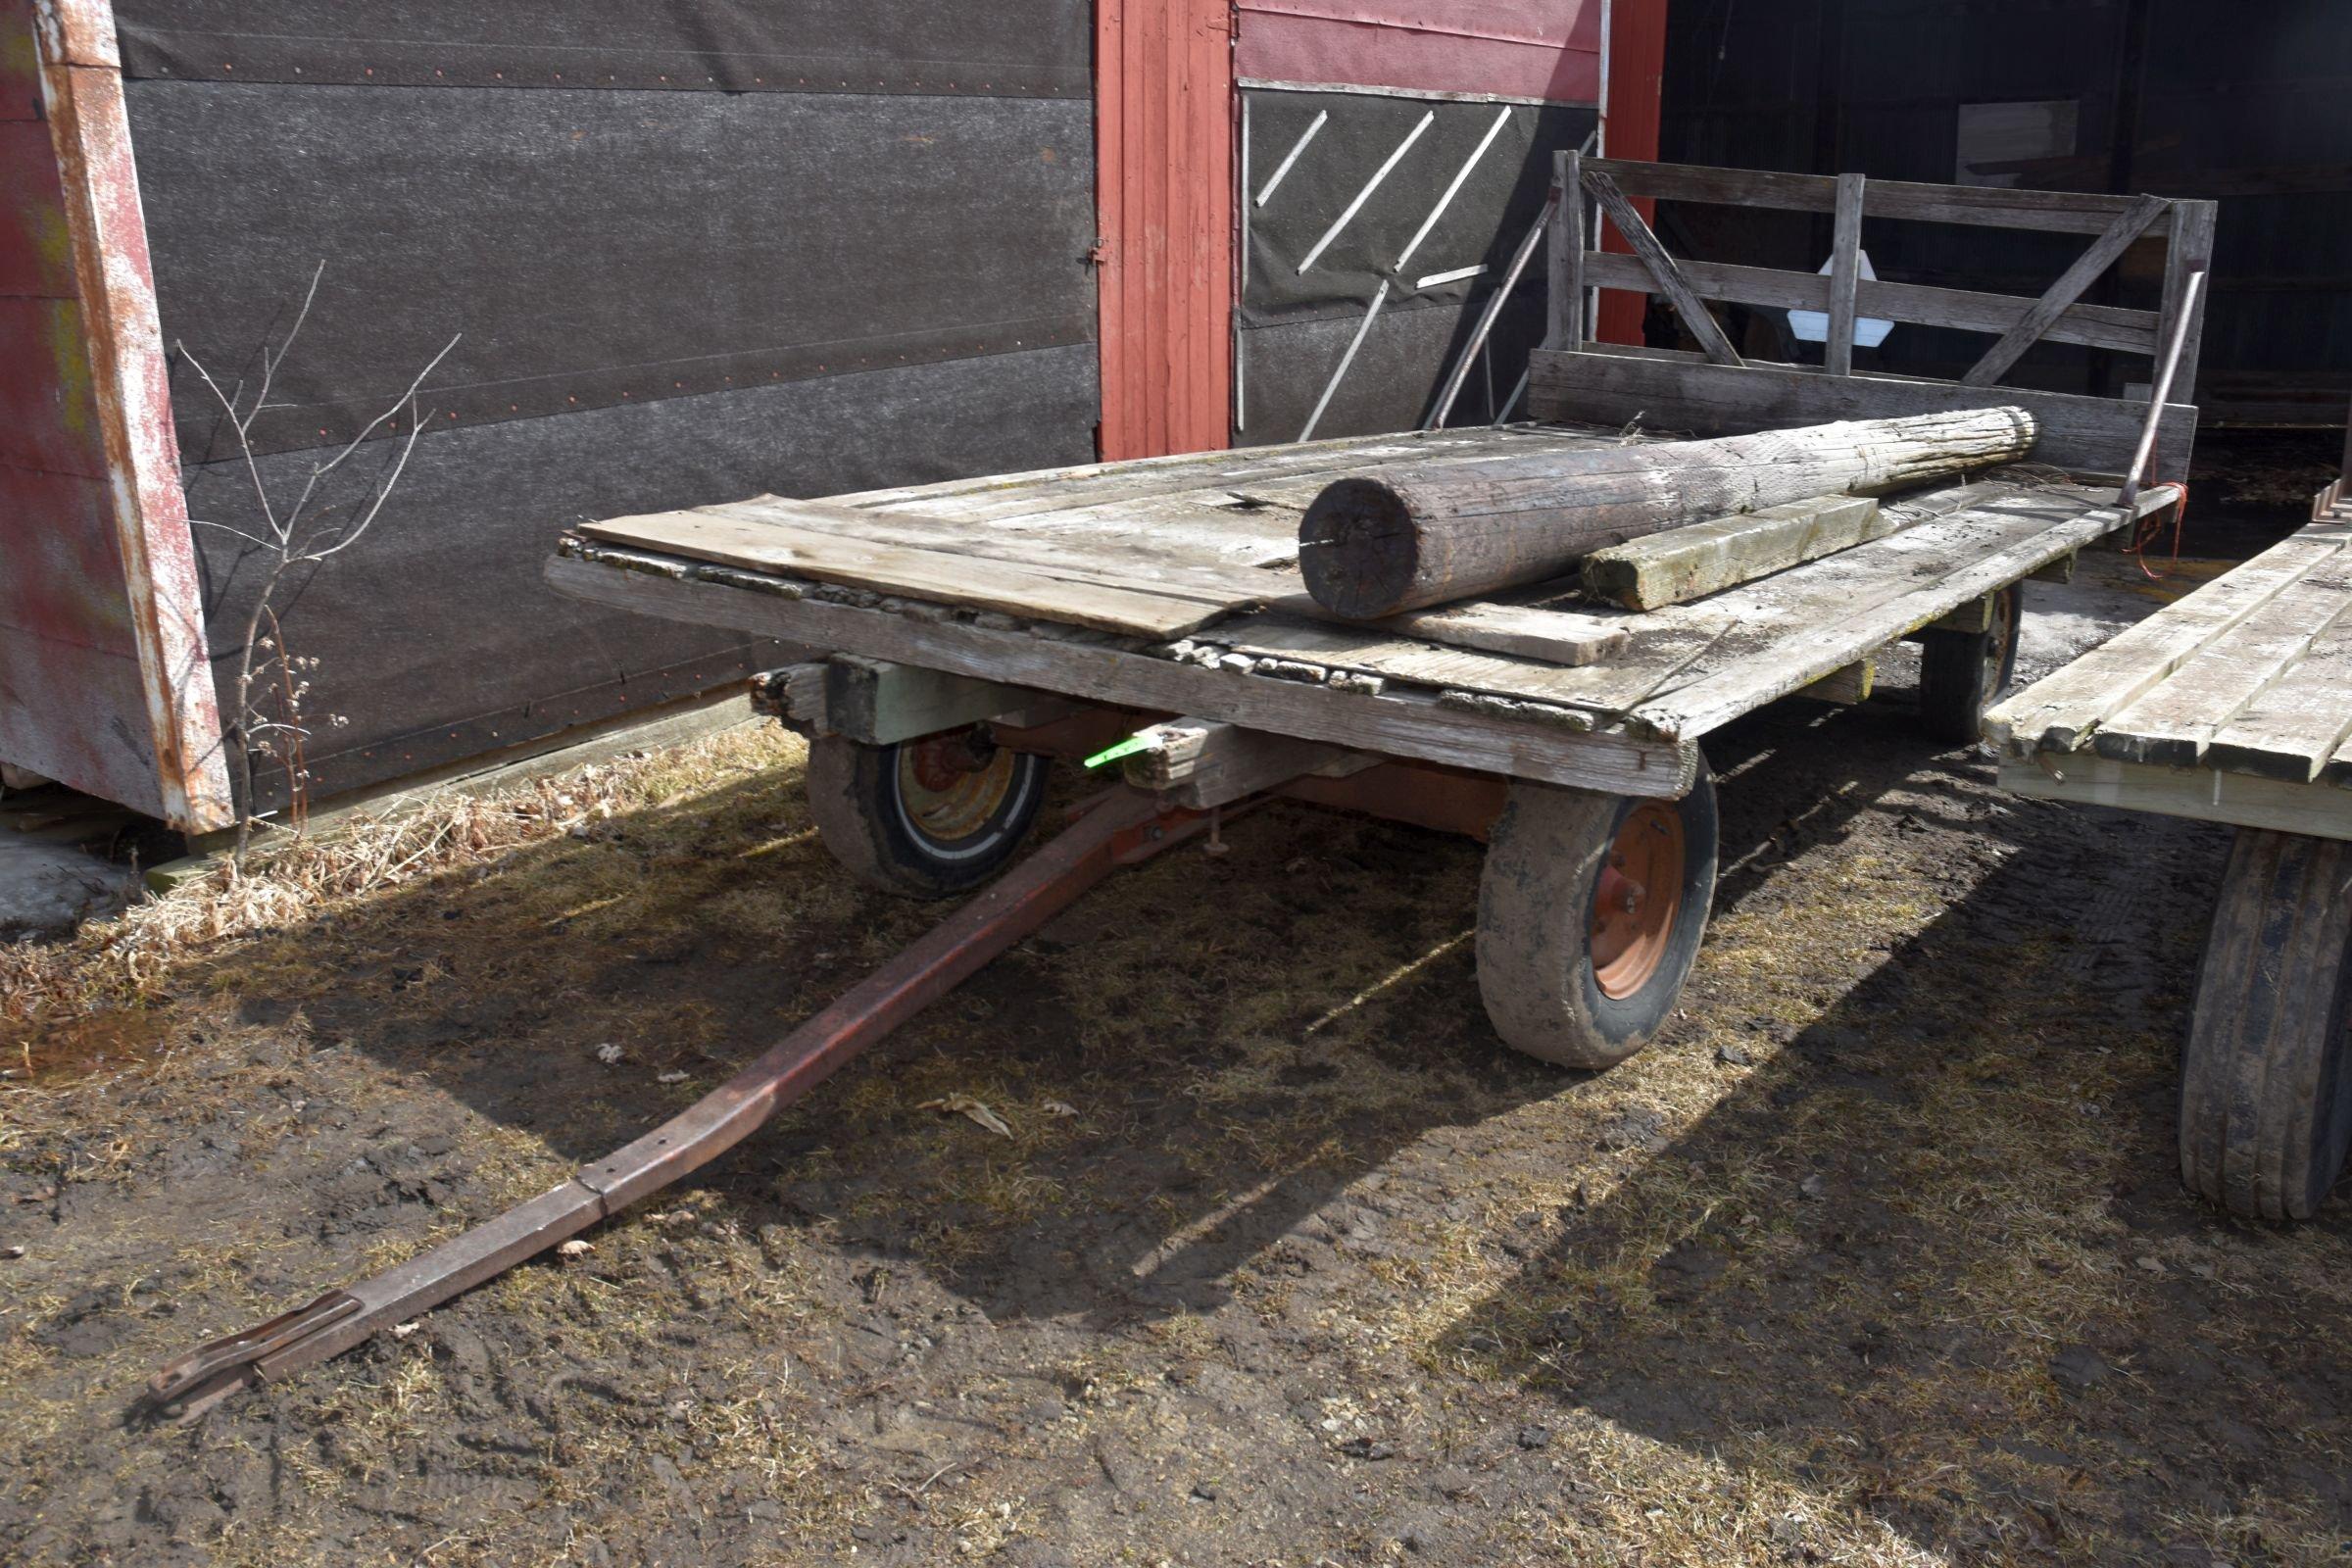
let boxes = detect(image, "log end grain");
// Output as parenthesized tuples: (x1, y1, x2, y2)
(1299, 476, 1424, 621)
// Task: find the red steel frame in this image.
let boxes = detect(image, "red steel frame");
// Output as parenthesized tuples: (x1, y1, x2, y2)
(149, 784, 1222, 1419)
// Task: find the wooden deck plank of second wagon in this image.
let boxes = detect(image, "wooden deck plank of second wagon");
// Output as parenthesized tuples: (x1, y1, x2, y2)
(2093, 561, 2352, 767)
(1985, 528, 2352, 755)
(2202, 605, 2352, 782)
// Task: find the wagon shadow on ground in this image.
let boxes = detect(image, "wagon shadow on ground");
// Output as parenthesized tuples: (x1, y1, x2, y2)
(24, 683, 2352, 1561)
(1432, 710, 2352, 1562)
(202, 695, 1951, 1332)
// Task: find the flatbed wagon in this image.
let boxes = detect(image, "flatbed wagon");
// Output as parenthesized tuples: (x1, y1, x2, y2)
(148, 159, 2217, 1415)
(1989, 461, 2352, 1220)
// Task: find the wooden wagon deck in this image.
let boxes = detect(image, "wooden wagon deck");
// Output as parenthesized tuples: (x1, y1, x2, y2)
(554, 421, 2173, 800)
(1989, 493, 2352, 840)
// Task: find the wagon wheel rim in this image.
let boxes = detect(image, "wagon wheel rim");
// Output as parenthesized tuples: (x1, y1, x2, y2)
(1592, 803, 1686, 1000)
(896, 729, 1017, 845)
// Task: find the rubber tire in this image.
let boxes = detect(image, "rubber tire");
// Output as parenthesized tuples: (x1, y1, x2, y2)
(1476, 757, 1719, 1069)
(1918, 582, 2023, 745)
(2180, 827, 2352, 1220)
(805, 732, 1048, 900)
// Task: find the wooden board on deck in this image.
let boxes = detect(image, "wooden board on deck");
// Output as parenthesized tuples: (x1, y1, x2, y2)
(580, 505, 1238, 638)
(1988, 522, 2352, 767)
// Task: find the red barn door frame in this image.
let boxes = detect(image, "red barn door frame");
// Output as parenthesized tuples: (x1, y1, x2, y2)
(1595, 0, 1669, 345)
(1095, 0, 1236, 461)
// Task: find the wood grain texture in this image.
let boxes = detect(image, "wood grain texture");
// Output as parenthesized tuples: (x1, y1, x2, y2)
(1825, 172, 1864, 378)
(1986, 531, 2352, 755)
(2092, 574, 2352, 768)
(1575, 251, 2161, 356)
(1580, 494, 1886, 610)
(1998, 753, 2352, 845)
(1582, 167, 1743, 368)
(1961, 194, 2169, 388)
(546, 549, 1700, 797)
(1298, 408, 2034, 617)
(1529, 347, 2194, 482)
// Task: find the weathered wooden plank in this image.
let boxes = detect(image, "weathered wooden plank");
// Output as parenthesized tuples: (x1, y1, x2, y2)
(1583, 156, 2154, 235)
(1998, 752, 2352, 845)
(2202, 612, 2352, 783)
(716, 493, 1294, 600)
(1550, 148, 1581, 348)
(1986, 533, 2352, 755)
(1962, 194, 2170, 388)
(1528, 347, 2196, 483)
(1371, 597, 1630, 665)
(577, 509, 1239, 639)
(839, 424, 1618, 523)
(2095, 579, 2352, 768)
(1826, 172, 1864, 378)
(1204, 616, 1616, 715)
(1580, 494, 1886, 610)
(1120, 718, 1362, 808)
(545, 549, 1700, 798)
(1629, 492, 2149, 740)
(2157, 199, 2219, 416)
(1342, 480, 2127, 725)
(1575, 251, 2161, 355)
(2029, 552, 2077, 585)
(1582, 168, 1744, 368)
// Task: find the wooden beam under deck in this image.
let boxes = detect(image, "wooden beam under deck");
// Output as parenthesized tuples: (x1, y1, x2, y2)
(546, 549, 1701, 800)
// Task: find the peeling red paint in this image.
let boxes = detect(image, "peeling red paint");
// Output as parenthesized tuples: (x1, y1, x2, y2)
(0, 0, 231, 829)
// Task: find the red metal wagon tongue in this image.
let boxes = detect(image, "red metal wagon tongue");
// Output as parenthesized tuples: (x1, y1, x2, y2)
(143, 787, 1219, 1424)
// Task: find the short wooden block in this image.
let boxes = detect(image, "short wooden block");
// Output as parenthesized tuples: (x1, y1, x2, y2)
(781, 656, 1048, 744)
(1581, 494, 1886, 611)
(1794, 659, 1874, 706)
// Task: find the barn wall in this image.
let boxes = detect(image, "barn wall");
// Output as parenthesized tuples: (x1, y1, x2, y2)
(1660, 0, 2352, 423)
(1233, 2, 1603, 444)
(108, 1, 1101, 812)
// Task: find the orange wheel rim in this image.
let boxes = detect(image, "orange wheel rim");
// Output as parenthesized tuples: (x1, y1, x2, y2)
(897, 730, 1014, 844)
(1592, 802, 1686, 1000)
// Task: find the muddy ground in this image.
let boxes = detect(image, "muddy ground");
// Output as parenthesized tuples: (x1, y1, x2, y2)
(7, 450, 2352, 1566)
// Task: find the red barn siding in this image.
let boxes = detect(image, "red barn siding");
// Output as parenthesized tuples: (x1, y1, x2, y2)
(1096, 0, 1236, 460)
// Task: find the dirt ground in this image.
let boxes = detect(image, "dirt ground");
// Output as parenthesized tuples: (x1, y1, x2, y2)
(7, 466, 2352, 1565)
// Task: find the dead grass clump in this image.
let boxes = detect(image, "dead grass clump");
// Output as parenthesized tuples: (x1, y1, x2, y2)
(0, 725, 802, 1041)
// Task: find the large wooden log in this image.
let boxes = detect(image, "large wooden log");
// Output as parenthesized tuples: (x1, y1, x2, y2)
(1298, 407, 2036, 618)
